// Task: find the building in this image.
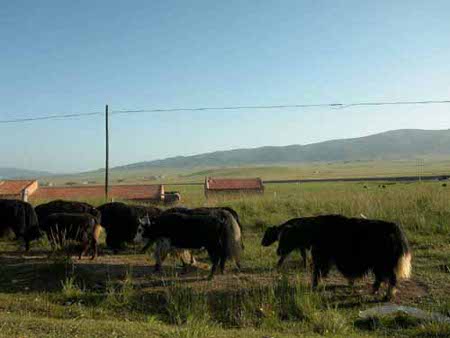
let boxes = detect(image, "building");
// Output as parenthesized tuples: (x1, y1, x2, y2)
(0, 180, 39, 201)
(204, 177, 264, 198)
(0, 179, 165, 203)
(31, 184, 165, 203)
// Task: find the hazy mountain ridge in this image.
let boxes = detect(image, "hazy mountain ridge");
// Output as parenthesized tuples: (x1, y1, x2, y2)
(3, 129, 450, 179)
(0, 168, 53, 179)
(115, 129, 450, 170)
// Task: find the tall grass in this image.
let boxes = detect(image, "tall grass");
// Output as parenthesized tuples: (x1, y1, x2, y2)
(14, 181, 450, 337)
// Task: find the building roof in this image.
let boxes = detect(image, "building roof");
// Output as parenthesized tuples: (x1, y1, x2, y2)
(31, 184, 164, 201)
(0, 180, 36, 196)
(205, 177, 264, 191)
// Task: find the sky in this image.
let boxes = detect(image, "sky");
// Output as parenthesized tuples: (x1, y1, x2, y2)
(1, 0, 450, 173)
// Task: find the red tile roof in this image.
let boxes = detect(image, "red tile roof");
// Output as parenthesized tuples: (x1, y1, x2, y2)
(205, 177, 264, 191)
(31, 184, 164, 201)
(0, 180, 36, 196)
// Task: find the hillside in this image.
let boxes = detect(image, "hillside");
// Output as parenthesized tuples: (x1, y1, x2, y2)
(0, 167, 52, 179)
(116, 129, 450, 170)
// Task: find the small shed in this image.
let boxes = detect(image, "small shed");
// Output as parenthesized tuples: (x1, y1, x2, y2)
(204, 177, 264, 198)
(0, 180, 39, 201)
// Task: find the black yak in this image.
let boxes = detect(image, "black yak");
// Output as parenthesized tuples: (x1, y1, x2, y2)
(136, 206, 243, 269)
(35, 200, 101, 226)
(0, 199, 41, 250)
(163, 206, 244, 249)
(42, 212, 102, 259)
(97, 202, 161, 252)
(163, 192, 182, 205)
(136, 210, 242, 278)
(261, 221, 308, 268)
(274, 215, 412, 299)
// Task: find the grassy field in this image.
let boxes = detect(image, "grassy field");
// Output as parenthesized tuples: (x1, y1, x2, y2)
(1, 180, 450, 337)
(42, 159, 450, 186)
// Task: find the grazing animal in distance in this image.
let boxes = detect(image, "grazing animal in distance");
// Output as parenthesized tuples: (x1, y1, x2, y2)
(275, 215, 412, 300)
(0, 199, 41, 250)
(262, 222, 308, 269)
(163, 192, 182, 205)
(42, 212, 102, 259)
(136, 210, 242, 278)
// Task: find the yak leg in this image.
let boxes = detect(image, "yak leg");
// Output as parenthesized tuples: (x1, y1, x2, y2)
(312, 264, 330, 289)
(300, 248, 307, 269)
(277, 254, 288, 270)
(311, 250, 330, 289)
(90, 238, 98, 260)
(79, 232, 89, 260)
(208, 251, 220, 280)
(234, 257, 242, 271)
(372, 279, 382, 295)
(91, 241, 98, 260)
(385, 274, 398, 300)
(219, 255, 226, 274)
(153, 244, 168, 272)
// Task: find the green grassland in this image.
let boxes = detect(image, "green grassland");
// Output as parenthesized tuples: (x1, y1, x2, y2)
(42, 159, 450, 186)
(1, 180, 450, 337)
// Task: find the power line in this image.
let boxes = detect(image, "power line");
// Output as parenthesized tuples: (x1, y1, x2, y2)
(0, 111, 103, 124)
(109, 99, 450, 115)
(1, 99, 450, 124)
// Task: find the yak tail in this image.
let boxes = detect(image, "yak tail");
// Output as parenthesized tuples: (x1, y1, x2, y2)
(395, 251, 412, 279)
(394, 224, 412, 279)
(223, 211, 242, 261)
(93, 224, 103, 242)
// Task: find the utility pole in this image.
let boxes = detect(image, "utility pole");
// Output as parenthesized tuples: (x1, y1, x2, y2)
(417, 158, 424, 182)
(105, 104, 109, 201)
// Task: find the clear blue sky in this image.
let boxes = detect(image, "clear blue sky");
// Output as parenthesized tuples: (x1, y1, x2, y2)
(1, 1, 450, 173)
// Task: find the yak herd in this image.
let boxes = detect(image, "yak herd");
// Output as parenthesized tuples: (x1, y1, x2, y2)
(0, 198, 411, 299)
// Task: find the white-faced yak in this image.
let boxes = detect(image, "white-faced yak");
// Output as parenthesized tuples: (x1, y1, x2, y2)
(135, 210, 242, 279)
(0, 199, 41, 250)
(273, 215, 412, 300)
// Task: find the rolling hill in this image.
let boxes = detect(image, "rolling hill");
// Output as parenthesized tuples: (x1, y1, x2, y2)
(0, 167, 53, 180)
(116, 129, 450, 170)
(4, 129, 450, 182)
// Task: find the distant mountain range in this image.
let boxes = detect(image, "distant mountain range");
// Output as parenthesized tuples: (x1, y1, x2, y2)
(2, 129, 450, 179)
(116, 129, 450, 170)
(0, 167, 53, 180)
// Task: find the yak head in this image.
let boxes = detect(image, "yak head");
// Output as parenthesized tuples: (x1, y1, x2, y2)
(134, 214, 152, 243)
(261, 226, 281, 246)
